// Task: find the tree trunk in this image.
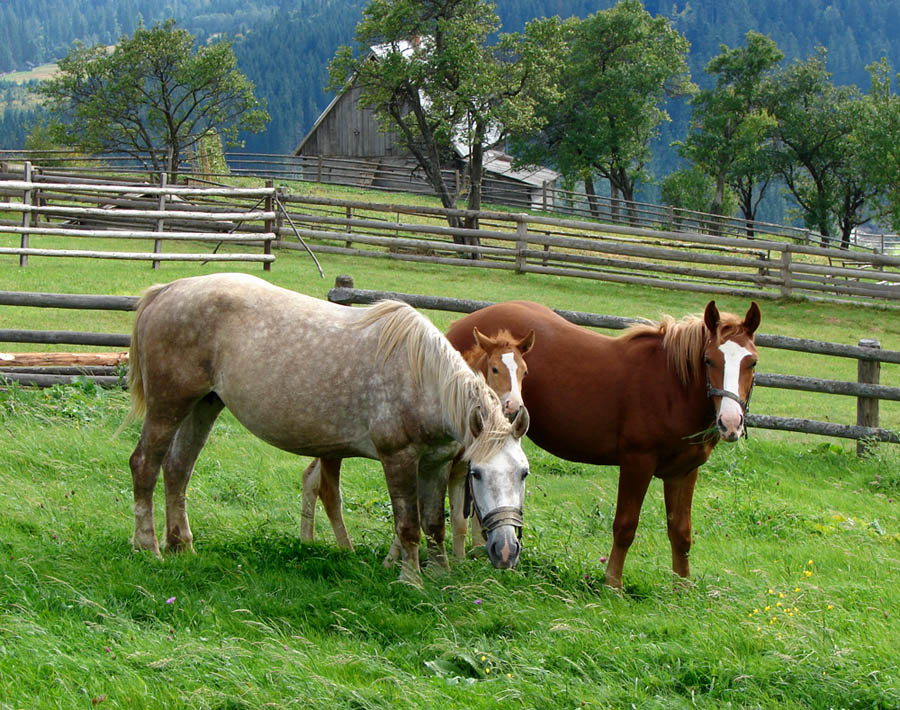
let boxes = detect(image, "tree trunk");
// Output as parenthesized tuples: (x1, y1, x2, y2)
(583, 174, 602, 219)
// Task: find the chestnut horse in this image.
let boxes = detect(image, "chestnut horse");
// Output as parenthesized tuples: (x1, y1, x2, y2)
(301, 327, 535, 560)
(445, 299, 760, 588)
(124, 274, 530, 584)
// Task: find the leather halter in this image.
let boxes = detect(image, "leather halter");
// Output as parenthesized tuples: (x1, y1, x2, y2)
(704, 350, 755, 439)
(463, 464, 524, 539)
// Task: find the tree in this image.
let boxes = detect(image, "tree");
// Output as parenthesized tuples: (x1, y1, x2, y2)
(764, 49, 875, 248)
(512, 0, 694, 221)
(34, 20, 269, 179)
(854, 59, 900, 233)
(678, 31, 782, 235)
(328, 0, 563, 239)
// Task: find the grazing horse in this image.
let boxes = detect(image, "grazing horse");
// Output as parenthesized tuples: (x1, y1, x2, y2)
(124, 274, 530, 584)
(301, 326, 535, 560)
(445, 299, 761, 588)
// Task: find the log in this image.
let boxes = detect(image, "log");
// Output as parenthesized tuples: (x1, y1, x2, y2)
(0, 352, 128, 367)
(0, 248, 274, 262)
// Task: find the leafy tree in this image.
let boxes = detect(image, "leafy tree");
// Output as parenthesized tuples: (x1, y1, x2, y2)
(34, 20, 269, 179)
(661, 165, 737, 218)
(513, 0, 694, 221)
(328, 0, 563, 238)
(854, 59, 900, 233)
(764, 49, 874, 248)
(678, 31, 782, 234)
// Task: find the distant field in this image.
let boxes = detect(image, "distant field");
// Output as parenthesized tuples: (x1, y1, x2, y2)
(0, 62, 59, 84)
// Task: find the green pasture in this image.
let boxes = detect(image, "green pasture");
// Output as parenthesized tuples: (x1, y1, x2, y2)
(1, 196, 900, 708)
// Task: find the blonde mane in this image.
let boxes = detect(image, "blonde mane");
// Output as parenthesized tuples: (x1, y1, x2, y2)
(621, 311, 745, 387)
(356, 300, 513, 460)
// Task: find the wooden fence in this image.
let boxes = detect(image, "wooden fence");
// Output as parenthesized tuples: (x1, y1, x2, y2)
(4, 164, 900, 306)
(0, 163, 277, 268)
(2, 285, 898, 451)
(6, 149, 900, 253)
(275, 194, 900, 307)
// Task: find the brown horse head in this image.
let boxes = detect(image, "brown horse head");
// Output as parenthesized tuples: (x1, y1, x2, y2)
(468, 327, 535, 417)
(703, 301, 761, 442)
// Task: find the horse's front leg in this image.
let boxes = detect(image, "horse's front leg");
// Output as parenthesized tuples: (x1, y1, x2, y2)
(380, 447, 423, 586)
(447, 457, 469, 560)
(606, 455, 654, 589)
(418, 449, 456, 574)
(663, 467, 698, 584)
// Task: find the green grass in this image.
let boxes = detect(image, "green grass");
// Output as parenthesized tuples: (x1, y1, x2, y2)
(1, 381, 898, 708)
(1, 191, 900, 707)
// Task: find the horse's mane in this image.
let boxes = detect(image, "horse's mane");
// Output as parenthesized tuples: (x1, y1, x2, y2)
(621, 311, 745, 387)
(460, 328, 519, 369)
(356, 300, 513, 460)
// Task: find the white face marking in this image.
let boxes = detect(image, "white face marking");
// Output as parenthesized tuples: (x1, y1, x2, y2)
(717, 340, 753, 420)
(500, 351, 522, 405)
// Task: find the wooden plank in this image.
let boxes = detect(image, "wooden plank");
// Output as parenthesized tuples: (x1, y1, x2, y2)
(0, 291, 138, 310)
(748, 414, 900, 443)
(754, 372, 900, 400)
(0, 372, 124, 388)
(1, 180, 275, 197)
(0, 226, 274, 241)
(0, 248, 274, 262)
(0, 352, 128, 367)
(0, 329, 130, 347)
(4, 203, 275, 221)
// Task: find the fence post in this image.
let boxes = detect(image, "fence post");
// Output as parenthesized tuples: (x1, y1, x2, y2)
(152, 171, 167, 269)
(19, 161, 32, 267)
(264, 179, 274, 271)
(515, 215, 528, 273)
(780, 247, 792, 298)
(857, 338, 881, 456)
(345, 205, 353, 248)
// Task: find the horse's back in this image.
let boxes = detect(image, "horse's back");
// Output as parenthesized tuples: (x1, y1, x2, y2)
(133, 274, 386, 457)
(446, 301, 708, 467)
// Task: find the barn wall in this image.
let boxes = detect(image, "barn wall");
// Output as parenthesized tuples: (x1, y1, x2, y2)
(298, 85, 405, 158)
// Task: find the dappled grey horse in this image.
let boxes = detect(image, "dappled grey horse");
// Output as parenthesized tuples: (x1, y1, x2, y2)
(124, 273, 530, 584)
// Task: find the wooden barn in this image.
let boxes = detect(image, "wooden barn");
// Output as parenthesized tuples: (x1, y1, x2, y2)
(293, 79, 558, 210)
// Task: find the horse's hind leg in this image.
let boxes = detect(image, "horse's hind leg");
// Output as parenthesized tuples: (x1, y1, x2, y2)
(317, 458, 353, 549)
(161, 393, 224, 553)
(447, 458, 469, 559)
(663, 467, 698, 583)
(130, 418, 182, 557)
(300, 459, 321, 542)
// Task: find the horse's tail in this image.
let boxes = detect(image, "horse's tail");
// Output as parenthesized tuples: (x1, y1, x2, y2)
(117, 283, 170, 433)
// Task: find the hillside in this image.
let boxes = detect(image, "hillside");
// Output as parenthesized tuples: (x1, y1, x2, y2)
(3, 0, 900, 201)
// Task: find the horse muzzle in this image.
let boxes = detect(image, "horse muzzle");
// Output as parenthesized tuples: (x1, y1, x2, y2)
(481, 507, 523, 569)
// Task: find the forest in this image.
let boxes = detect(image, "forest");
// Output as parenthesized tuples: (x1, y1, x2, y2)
(2, 0, 900, 226)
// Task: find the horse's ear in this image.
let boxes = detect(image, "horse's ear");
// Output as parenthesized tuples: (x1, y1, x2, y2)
(703, 301, 720, 335)
(468, 406, 485, 439)
(743, 302, 761, 336)
(512, 406, 530, 439)
(473, 327, 496, 353)
(517, 329, 536, 356)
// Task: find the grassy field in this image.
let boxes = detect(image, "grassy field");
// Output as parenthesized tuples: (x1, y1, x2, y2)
(1, 197, 900, 708)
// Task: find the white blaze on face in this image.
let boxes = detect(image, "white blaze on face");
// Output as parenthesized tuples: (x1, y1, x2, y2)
(500, 351, 523, 412)
(717, 340, 753, 432)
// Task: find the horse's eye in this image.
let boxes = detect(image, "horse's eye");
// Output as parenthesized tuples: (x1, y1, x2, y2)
(491, 366, 499, 374)
(521, 468, 529, 481)
(704, 357, 713, 367)
(470, 468, 483, 481)
(748, 360, 758, 369)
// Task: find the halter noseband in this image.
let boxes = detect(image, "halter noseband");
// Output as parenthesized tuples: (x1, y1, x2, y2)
(463, 464, 524, 539)
(704, 352, 755, 439)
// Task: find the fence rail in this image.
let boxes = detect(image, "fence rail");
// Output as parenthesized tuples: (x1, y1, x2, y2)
(2, 286, 896, 449)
